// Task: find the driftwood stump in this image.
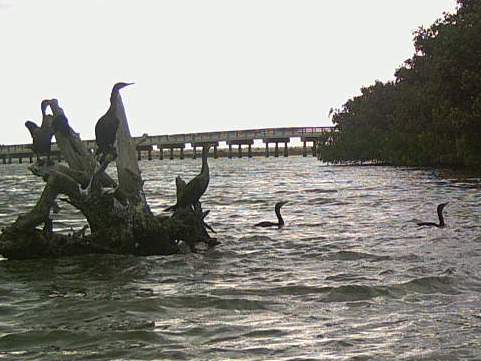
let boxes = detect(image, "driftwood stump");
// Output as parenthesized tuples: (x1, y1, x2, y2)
(0, 92, 215, 259)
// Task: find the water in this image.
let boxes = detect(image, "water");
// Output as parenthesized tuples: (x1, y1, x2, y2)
(1, 157, 481, 360)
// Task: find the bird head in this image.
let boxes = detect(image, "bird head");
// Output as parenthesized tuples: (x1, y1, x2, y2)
(438, 202, 449, 211)
(202, 144, 211, 154)
(40, 99, 51, 117)
(112, 82, 135, 93)
(25, 120, 39, 133)
(275, 201, 288, 209)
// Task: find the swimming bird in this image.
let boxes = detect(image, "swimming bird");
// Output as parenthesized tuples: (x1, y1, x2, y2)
(95, 82, 134, 163)
(417, 202, 448, 228)
(254, 201, 288, 228)
(165, 145, 210, 211)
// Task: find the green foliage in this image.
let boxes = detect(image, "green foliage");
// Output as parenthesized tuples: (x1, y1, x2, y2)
(322, 1, 481, 166)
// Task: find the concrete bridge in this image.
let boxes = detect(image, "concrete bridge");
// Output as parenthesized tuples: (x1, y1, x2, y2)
(0, 126, 334, 164)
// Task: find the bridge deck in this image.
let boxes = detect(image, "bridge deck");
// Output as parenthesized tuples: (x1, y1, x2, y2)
(0, 126, 334, 159)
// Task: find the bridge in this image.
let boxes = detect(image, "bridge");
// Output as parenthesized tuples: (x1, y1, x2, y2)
(0, 126, 334, 164)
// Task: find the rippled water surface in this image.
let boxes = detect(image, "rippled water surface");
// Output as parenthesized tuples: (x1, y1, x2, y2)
(1, 157, 481, 360)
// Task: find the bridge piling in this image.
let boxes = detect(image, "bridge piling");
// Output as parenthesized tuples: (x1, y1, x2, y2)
(0, 127, 334, 164)
(192, 146, 197, 159)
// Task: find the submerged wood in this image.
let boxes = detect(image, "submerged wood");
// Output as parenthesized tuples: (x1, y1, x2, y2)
(0, 92, 215, 259)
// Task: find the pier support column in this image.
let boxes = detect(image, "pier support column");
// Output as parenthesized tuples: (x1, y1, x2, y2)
(19, 157, 22, 164)
(159, 148, 163, 160)
(284, 142, 288, 157)
(170, 148, 174, 160)
(248, 144, 252, 158)
(265, 142, 269, 157)
(303, 141, 307, 157)
(137, 150, 142, 161)
(312, 142, 317, 157)
(29, 156, 33, 163)
(274, 142, 279, 157)
(228, 144, 232, 159)
(2, 157, 6, 164)
(214, 145, 218, 159)
(148, 149, 152, 161)
(8, 158, 12, 164)
(180, 148, 184, 160)
(192, 146, 197, 159)
(238, 144, 242, 158)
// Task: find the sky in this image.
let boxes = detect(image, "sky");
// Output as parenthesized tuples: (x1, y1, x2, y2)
(0, 0, 457, 145)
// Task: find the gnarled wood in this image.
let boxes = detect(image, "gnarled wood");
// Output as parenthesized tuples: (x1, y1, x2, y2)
(0, 88, 216, 260)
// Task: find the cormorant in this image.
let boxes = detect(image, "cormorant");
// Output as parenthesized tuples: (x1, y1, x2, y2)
(417, 202, 448, 228)
(254, 201, 288, 228)
(95, 82, 134, 163)
(165, 145, 210, 211)
(52, 113, 70, 136)
(25, 99, 55, 160)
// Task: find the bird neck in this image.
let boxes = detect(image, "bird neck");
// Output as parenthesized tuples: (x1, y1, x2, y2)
(438, 207, 445, 226)
(110, 91, 119, 106)
(275, 207, 284, 226)
(201, 151, 209, 173)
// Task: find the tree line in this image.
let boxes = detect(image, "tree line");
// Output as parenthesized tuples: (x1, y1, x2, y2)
(321, 0, 481, 167)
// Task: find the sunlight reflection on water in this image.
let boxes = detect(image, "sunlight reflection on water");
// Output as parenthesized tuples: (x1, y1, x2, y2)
(1, 157, 481, 360)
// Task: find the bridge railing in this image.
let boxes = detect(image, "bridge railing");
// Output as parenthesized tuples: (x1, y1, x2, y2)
(0, 126, 334, 155)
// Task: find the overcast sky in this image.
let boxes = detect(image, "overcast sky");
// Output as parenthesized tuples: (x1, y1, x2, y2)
(0, 0, 456, 144)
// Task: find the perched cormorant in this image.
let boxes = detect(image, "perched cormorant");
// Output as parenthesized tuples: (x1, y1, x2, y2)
(95, 82, 134, 163)
(25, 121, 53, 160)
(254, 201, 288, 228)
(417, 202, 448, 228)
(165, 145, 210, 211)
(52, 113, 71, 136)
(24, 99, 55, 160)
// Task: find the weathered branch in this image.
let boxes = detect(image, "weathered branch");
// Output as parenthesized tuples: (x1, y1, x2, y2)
(0, 88, 217, 260)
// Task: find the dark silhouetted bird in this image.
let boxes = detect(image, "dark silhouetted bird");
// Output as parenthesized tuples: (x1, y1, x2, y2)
(165, 146, 210, 211)
(95, 82, 134, 163)
(254, 201, 288, 228)
(417, 202, 448, 228)
(25, 120, 53, 159)
(25, 99, 55, 160)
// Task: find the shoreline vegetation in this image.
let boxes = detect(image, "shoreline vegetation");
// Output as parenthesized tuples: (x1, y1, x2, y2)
(320, 0, 481, 168)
